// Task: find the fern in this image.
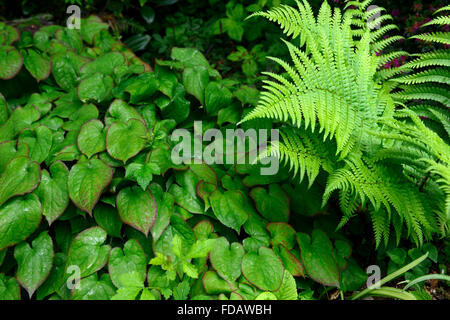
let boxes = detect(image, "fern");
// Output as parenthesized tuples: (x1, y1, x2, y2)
(239, 0, 449, 246)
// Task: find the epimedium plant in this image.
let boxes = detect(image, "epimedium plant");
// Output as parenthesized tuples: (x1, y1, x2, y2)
(0, 13, 372, 301)
(0, 0, 448, 301)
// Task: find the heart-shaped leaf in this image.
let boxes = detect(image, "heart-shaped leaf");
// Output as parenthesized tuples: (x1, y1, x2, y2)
(116, 185, 157, 236)
(14, 231, 54, 297)
(0, 46, 22, 80)
(106, 99, 145, 125)
(22, 49, 51, 81)
(209, 237, 244, 283)
(241, 246, 284, 291)
(34, 161, 69, 225)
(182, 66, 209, 104)
(273, 271, 297, 300)
(267, 222, 296, 250)
(71, 273, 116, 300)
(77, 73, 113, 103)
(80, 52, 125, 77)
(106, 119, 147, 163)
(205, 81, 232, 116)
(108, 239, 147, 288)
(297, 229, 340, 287)
(0, 194, 42, 251)
(77, 119, 106, 158)
(65, 227, 111, 279)
(210, 190, 249, 233)
(202, 271, 236, 295)
(249, 184, 289, 222)
(93, 203, 123, 238)
(0, 274, 20, 300)
(275, 245, 304, 277)
(0, 156, 41, 207)
(17, 126, 53, 164)
(68, 158, 113, 214)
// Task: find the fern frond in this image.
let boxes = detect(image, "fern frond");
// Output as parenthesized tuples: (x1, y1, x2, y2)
(421, 16, 450, 27)
(402, 50, 450, 69)
(411, 32, 450, 45)
(271, 127, 335, 186)
(392, 85, 450, 106)
(394, 69, 450, 85)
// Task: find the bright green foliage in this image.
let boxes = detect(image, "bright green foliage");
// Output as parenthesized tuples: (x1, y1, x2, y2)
(240, 0, 449, 247)
(0, 3, 447, 301)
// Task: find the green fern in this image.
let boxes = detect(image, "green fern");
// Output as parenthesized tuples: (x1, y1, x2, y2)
(239, 0, 449, 246)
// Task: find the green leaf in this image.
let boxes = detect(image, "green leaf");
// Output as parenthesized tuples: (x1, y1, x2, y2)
(80, 52, 125, 77)
(22, 49, 51, 81)
(241, 247, 284, 291)
(123, 73, 158, 104)
(186, 238, 216, 259)
(80, 16, 109, 44)
(108, 239, 147, 288)
(14, 231, 54, 298)
(150, 187, 174, 242)
(276, 245, 304, 277)
(77, 119, 106, 158)
(0, 274, 20, 300)
(267, 223, 296, 250)
(274, 271, 297, 300)
(297, 230, 340, 287)
(0, 156, 41, 207)
(119, 271, 145, 288)
(182, 66, 209, 104)
(36, 253, 66, 300)
(68, 158, 113, 215)
(124, 34, 151, 52)
(157, 83, 190, 124)
(18, 126, 53, 164)
(249, 184, 290, 222)
(205, 82, 232, 116)
(340, 258, 367, 292)
(56, 29, 83, 53)
(116, 185, 157, 236)
(65, 227, 111, 279)
(171, 47, 211, 69)
(0, 194, 42, 251)
(386, 248, 407, 265)
(173, 278, 190, 300)
(125, 161, 159, 190)
(202, 271, 235, 294)
(209, 237, 244, 283)
(210, 190, 249, 233)
(169, 184, 203, 214)
(34, 161, 69, 225)
(0, 93, 7, 125)
(51, 52, 79, 91)
(106, 99, 145, 125)
(0, 24, 19, 45)
(71, 274, 116, 300)
(77, 73, 114, 103)
(0, 105, 40, 142)
(0, 46, 22, 80)
(255, 292, 278, 300)
(140, 288, 157, 300)
(93, 203, 122, 238)
(111, 286, 142, 300)
(106, 119, 147, 163)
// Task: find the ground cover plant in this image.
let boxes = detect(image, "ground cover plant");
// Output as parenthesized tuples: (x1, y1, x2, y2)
(0, 0, 448, 300)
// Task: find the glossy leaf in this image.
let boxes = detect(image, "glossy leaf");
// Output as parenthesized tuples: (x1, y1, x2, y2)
(68, 158, 113, 214)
